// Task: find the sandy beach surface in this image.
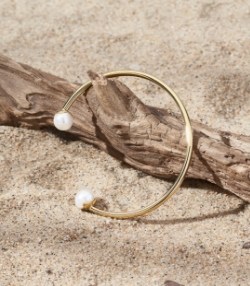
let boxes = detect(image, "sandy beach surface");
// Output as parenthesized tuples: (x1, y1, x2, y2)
(0, 1, 250, 285)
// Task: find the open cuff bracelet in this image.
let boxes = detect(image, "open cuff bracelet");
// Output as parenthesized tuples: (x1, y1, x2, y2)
(54, 70, 193, 219)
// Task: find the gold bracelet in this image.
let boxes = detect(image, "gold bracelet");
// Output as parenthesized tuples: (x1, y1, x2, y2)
(53, 70, 193, 219)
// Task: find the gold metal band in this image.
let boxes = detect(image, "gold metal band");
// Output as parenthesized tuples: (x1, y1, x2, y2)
(61, 70, 193, 219)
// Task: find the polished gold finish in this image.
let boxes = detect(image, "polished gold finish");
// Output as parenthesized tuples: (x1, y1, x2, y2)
(59, 70, 193, 219)
(57, 110, 69, 114)
(82, 198, 97, 211)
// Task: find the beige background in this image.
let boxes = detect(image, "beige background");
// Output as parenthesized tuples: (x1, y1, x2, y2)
(0, 0, 250, 285)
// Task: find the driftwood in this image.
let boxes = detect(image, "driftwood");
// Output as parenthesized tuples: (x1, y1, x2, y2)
(0, 54, 249, 202)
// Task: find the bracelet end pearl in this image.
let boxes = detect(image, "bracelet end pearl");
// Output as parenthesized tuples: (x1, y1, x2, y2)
(75, 190, 96, 210)
(54, 110, 73, 131)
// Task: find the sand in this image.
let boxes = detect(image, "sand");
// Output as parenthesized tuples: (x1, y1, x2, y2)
(0, 0, 250, 285)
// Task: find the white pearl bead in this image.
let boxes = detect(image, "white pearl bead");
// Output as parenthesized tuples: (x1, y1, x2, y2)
(75, 190, 95, 209)
(53, 112, 73, 131)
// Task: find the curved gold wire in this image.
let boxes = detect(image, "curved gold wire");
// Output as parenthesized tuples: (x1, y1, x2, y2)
(60, 70, 193, 219)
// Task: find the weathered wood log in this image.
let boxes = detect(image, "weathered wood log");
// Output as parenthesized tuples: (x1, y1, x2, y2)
(0, 54, 249, 202)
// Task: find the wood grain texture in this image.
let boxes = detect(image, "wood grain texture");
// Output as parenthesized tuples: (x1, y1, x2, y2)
(0, 54, 249, 202)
